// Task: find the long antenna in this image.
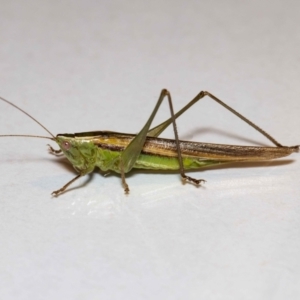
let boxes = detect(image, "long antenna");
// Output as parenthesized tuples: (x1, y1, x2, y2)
(0, 134, 54, 140)
(0, 96, 55, 139)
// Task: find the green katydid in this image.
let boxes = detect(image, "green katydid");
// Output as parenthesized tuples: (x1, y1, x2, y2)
(0, 90, 298, 196)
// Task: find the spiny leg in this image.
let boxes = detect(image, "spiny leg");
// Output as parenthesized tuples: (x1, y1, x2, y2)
(47, 144, 62, 155)
(120, 89, 205, 191)
(120, 160, 129, 194)
(51, 174, 82, 197)
(162, 90, 206, 186)
(203, 91, 283, 147)
(148, 91, 283, 147)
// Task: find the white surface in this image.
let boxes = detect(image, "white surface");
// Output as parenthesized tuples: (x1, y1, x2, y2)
(0, 1, 300, 299)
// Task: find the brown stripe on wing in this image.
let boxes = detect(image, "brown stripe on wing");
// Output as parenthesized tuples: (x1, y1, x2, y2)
(80, 131, 297, 161)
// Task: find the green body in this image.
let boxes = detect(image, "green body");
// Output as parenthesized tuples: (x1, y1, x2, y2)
(56, 132, 223, 176)
(56, 131, 297, 177)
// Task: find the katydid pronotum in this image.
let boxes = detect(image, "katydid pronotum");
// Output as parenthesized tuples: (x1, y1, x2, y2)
(0, 90, 298, 196)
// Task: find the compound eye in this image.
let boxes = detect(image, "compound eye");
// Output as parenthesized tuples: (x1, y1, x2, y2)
(62, 141, 71, 151)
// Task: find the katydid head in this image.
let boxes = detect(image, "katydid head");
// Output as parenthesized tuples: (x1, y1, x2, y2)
(55, 134, 97, 175)
(0, 96, 97, 175)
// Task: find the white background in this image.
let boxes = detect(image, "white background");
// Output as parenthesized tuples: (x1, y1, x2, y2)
(0, 1, 300, 299)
